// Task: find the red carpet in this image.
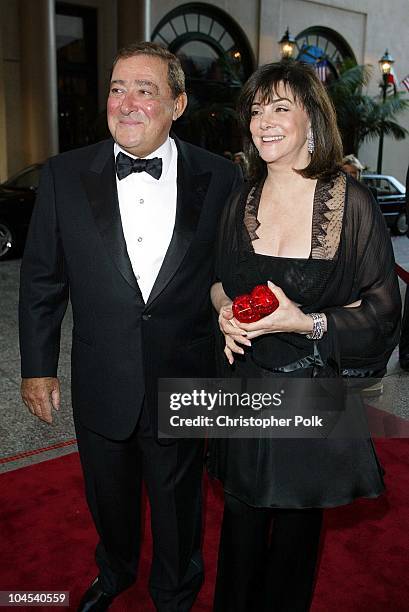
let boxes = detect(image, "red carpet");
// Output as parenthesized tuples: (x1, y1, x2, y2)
(0, 440, 408, 611)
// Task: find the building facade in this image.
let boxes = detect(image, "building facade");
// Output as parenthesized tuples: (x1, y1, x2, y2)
(1, 0, 408, 181)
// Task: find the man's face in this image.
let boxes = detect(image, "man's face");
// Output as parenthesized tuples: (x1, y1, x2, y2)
(107, 55, 187, 157)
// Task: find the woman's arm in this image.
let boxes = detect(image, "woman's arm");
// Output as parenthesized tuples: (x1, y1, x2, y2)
(211, 282, 251, 364)
(210, 282, 232, 313)
(322, 185, 401, 371)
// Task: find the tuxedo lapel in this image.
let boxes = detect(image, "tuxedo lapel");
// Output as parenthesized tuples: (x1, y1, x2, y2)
(146, 139, 211, 307)
(81, 140, 140, 293)
(80, 138, 212, 305)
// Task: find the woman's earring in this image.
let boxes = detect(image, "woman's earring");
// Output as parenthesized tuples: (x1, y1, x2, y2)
(307, 132, 315, 154)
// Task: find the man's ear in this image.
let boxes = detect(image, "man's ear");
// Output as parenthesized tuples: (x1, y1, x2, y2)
(173, 93, 188, 120)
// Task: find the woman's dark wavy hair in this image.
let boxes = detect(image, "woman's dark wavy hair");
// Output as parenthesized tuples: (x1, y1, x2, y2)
(238, 60, 343, 180)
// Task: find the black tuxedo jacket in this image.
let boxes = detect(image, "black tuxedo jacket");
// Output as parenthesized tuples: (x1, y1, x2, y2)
(19, 137, 242, 439)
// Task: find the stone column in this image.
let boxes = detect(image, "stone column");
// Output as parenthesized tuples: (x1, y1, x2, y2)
(258, 0, 282, 65)
(20, 0, 59, 164)
(117, 0, 151, 49)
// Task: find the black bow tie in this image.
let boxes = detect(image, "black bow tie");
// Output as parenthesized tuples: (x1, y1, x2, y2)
(115, 151, 163, 180)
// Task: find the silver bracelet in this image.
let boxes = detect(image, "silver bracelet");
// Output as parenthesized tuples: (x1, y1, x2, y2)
(306, 313, 325, 340)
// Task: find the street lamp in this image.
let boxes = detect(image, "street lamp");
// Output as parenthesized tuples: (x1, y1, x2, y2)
(278, 27, 296, 60)
(377, 49, 394, 173)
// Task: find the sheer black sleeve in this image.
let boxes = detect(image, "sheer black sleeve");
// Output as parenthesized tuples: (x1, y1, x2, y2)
(214, 185, 246, 284)
(323, 180, 401, 372)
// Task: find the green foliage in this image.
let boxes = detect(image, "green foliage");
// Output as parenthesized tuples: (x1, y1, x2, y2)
(327, 62, 409, 155)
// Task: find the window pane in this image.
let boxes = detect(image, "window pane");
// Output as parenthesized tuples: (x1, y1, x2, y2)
(178, 41, 219, 80)
(378, 179, 398, 195)
(56, 14, 85, 63)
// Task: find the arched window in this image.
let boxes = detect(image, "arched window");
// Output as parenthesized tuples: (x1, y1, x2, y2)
(295, 26, 356, 83)
(152, 3, 255, 153)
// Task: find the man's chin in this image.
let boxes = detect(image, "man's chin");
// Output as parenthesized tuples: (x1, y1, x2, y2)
(113, 132, 168, 158)
(114, 125, 145, 145)
(114, 137, 145, 156)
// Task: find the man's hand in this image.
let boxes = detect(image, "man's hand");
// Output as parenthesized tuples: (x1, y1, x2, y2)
(21, 377, 61, 424)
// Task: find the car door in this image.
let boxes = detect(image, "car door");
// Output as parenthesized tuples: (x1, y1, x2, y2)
(362, 176, 406, 233)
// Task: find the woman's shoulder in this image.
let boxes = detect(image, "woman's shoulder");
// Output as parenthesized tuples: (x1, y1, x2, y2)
(345, 172, 378, 211)
(319, 171, 379, 223)
(225, 179, 257, 212)
(321, 170, 373, 202)
(338, 172, 388, 248)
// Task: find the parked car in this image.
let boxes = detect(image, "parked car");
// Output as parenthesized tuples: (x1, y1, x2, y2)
(0, 164, 42, 260)
(361, 174, 407, 235)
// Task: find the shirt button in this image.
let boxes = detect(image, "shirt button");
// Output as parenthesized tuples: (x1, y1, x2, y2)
(136, 275, 140, 280)
(139, 198, 144, 204)
(142, 314, 151, 321)
(137, 236, 143, 243)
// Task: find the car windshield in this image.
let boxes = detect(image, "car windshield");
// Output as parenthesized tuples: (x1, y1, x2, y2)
(362, 176, 405, 196)
(2, 167, 41, 190)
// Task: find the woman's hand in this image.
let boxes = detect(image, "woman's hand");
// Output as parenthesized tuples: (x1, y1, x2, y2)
(236, 281, 317, 339)
(210, 282, 251, 365)
(218, 302, 252, 365)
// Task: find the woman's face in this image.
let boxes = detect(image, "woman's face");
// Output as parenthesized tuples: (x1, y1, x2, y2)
(250, 82, 311, 170)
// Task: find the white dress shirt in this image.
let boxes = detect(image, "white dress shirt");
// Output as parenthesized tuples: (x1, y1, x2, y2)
(114, 137, 178, 302)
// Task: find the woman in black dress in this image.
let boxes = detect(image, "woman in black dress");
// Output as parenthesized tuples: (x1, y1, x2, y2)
(209, 61, 401, 612)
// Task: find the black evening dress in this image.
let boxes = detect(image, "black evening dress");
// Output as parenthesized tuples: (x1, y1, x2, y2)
(208, 171, 401, 509)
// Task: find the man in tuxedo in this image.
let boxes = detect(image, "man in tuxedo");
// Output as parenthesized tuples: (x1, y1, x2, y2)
(19, 42, 241, 611)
